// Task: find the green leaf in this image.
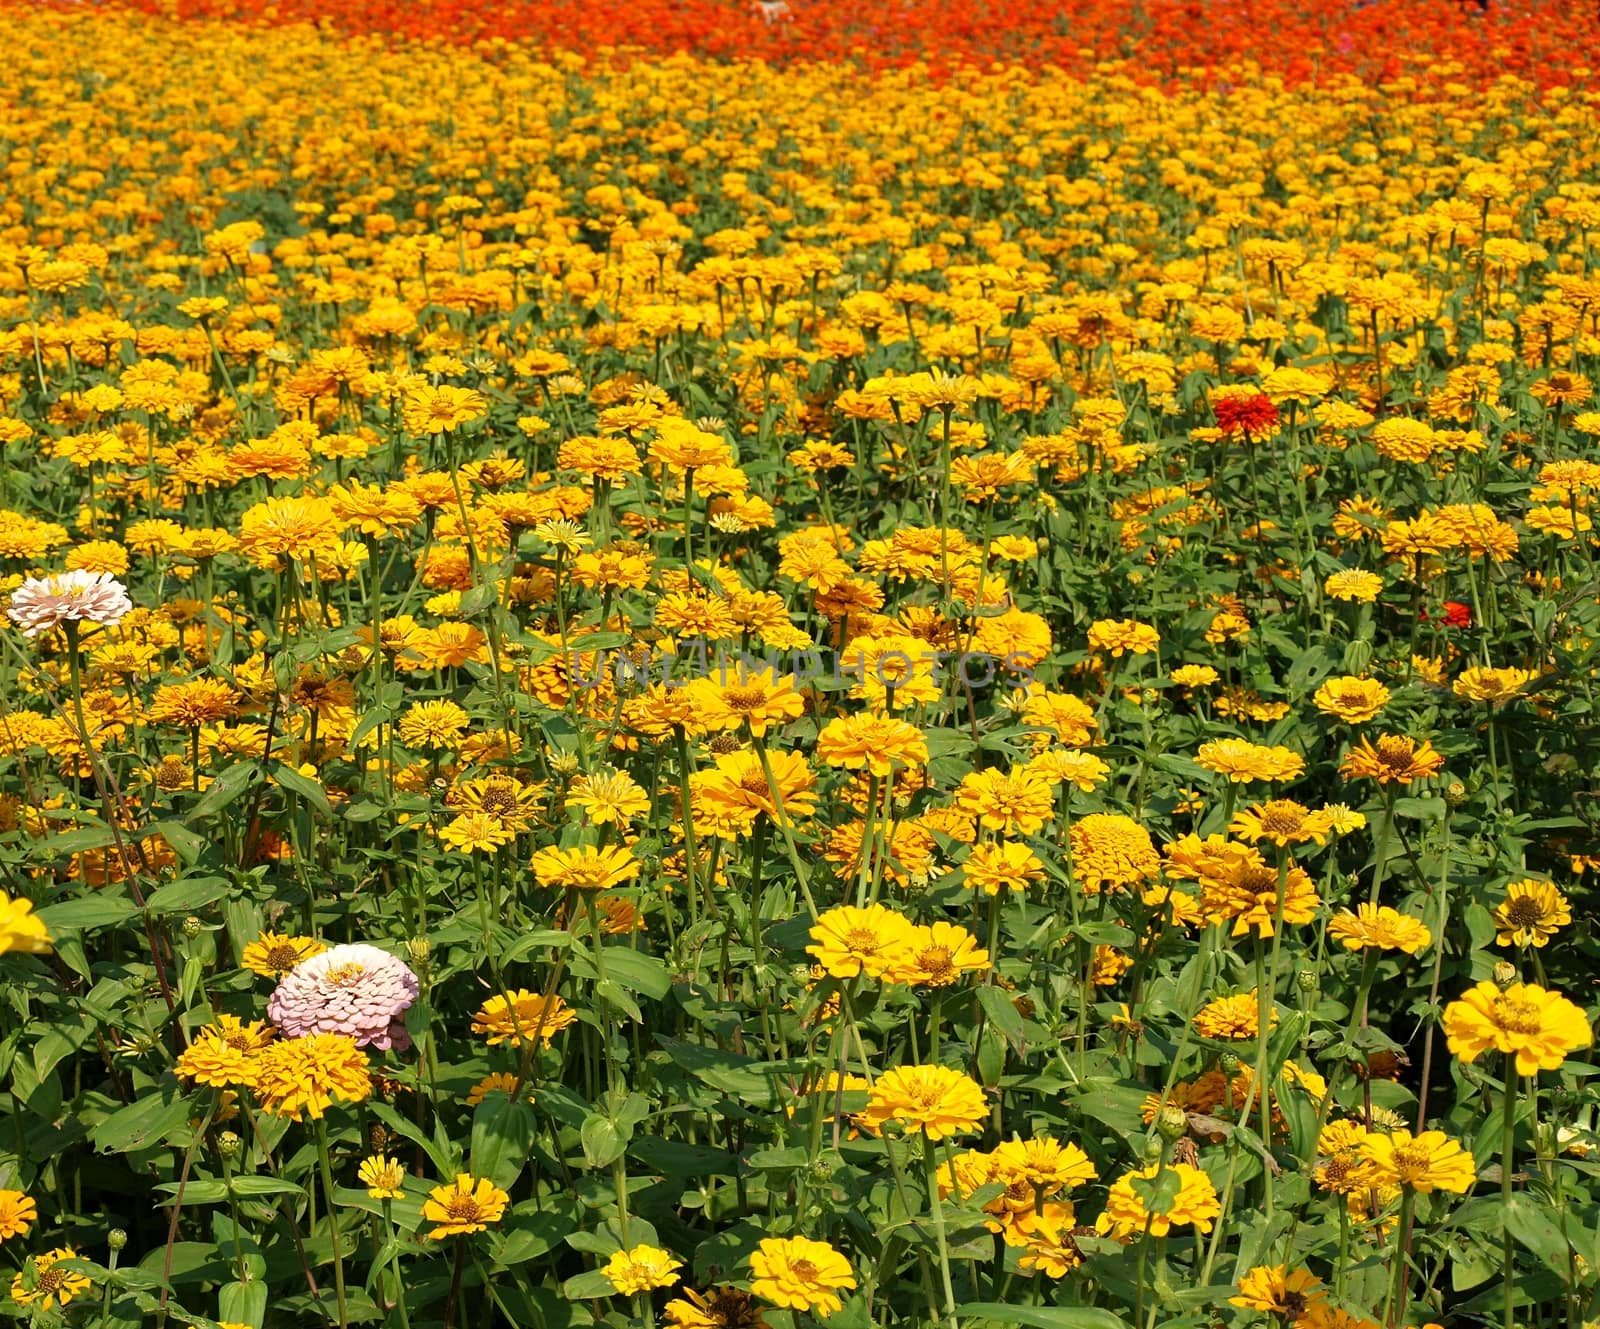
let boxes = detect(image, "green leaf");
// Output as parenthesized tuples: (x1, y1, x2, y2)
(957, 1304, 1132, 1329)
(187, 761, 262, 820)
(561, 1270, 618, 1300)
(93, 1084, 192, 1153)
(219, 1278, 268, 1326)
(976, 984, 1025, 1044)
(272, 763, 332, 815)
(36, 893, 137, 934)
(580, 1114, 630, 1169)
(1503, 1193, 1574, 1274)
(144, 876, 229, 915)
(470, 1095, 536, 1192)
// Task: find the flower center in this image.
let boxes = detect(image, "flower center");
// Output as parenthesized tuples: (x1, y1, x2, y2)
(1492, 995, 1546, 1035)
(446, 1195, 482, 1221)
(722, 686, 768, 712)
(267, 943, 301, 971)
(1259, 802, 1307, 834)
(845, 927, 879, 953)
(324, 963, 366, 985)
(1390, 1142, 1431, 1181)
(917, 947, 956, 982)
(789, 1259, 819, 1282)
(1504, 896, 1544, 927)
(1376, 737, 1412, 767)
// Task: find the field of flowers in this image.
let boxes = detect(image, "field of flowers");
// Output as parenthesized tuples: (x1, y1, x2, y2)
(1, 2, 1598, 1327)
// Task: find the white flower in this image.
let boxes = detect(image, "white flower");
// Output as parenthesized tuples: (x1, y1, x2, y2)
(6, 570, 132, 637)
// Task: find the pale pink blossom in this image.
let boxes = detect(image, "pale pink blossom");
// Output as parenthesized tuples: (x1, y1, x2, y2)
(6, 570, 132, 637)
(268, 943, 420, 1051)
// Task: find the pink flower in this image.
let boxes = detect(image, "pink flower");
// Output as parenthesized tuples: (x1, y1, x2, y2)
(268, 943, 420, 1052)
(6, 570, 132, 637)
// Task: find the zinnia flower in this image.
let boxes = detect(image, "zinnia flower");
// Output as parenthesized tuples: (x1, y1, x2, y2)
(1230, 1265, 1326, 1323)
(1327, 904, 1432, 955)
(603, 1244, 683, 1295)
(1442, 980, 1592, 1075)
(10, 1248, 92, 1310)
(0, 1191, 37, 1242)
(530, 843, 641, 891)
(0, 892, 52, 956)
(253, 1034, 373, 1121)
(1356, 1129, 1475, 1194)
(1097, 1162, 1221, 1238)
(748, 1236, 855, 1316)
(859, 1064, 988, 1140)
(1339, 735, 1445, 784)
(268, 943, 420, 1051)
(6, 570, 132, 637)
(422, 1174, 509, 1238)
(1196, 739, 1305, 783)
(1491, 879, 1571, 949)
(242, 932, 326, 978)
(1069, 813, 1161, 893)
(806, 904, 915, 980)
(358, 1155, 406, 1199)
(470, 990, 578, 1046)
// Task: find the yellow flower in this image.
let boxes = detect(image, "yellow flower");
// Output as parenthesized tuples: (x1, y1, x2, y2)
(422, 1174, 509, 1238)
(859, 1064, 988, 1140)
(1452, 666, 1537, 705)
(358, 1155, 406, 1199)
(568, 769, 650, 825)
(439, 811, 515, 854)
(1324, 569, 1383, 602)
(470, 991, 577, 1047)
(603, 1244, 683, 1295)
(1194, 991, 1276, 1040)
(254, 1034, 372, 1121)
(0, 891, 52, 955)
(1087, 618, 1160, 657)
(1069, 813, 1161, 893)
(1230, 1265, 1326, 1323)
(806, 903, 916, 980)
(1327, 904, 1432, 955)
(687, 667, 806, 738)
(0, 1191, 37, 1242)
(1339, 734, 1444, 784)
(1311, 676, 1391, 724)
(953, 766, 1054, 836)
(241, 932, 326, 978)
(1229, 800, 1334, 847)
(961, 840, 1045, 896)
(889, 921, 991, 987)
(530, 844, 641, 891)
(748, 1236, 855, 1316)
(1196, 739, 1305, 783)
(1356, 1129, 1475, 1194)
(1492, 878, 1571, 948)
(1442, 980, 1592, 1075)
(1097, 1162, 1221, 1239)
(10, 1248, 92, 1310)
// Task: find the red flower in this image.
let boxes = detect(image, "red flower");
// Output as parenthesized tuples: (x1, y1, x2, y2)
(1213, 394, 1280, 438)
(1420, 601, 1472, 628)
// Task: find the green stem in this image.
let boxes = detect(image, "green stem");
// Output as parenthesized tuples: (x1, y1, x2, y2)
(313, 1119, 349, 1329)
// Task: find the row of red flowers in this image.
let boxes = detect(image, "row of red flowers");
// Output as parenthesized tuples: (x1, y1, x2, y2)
(18, 0, 1598, 83)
